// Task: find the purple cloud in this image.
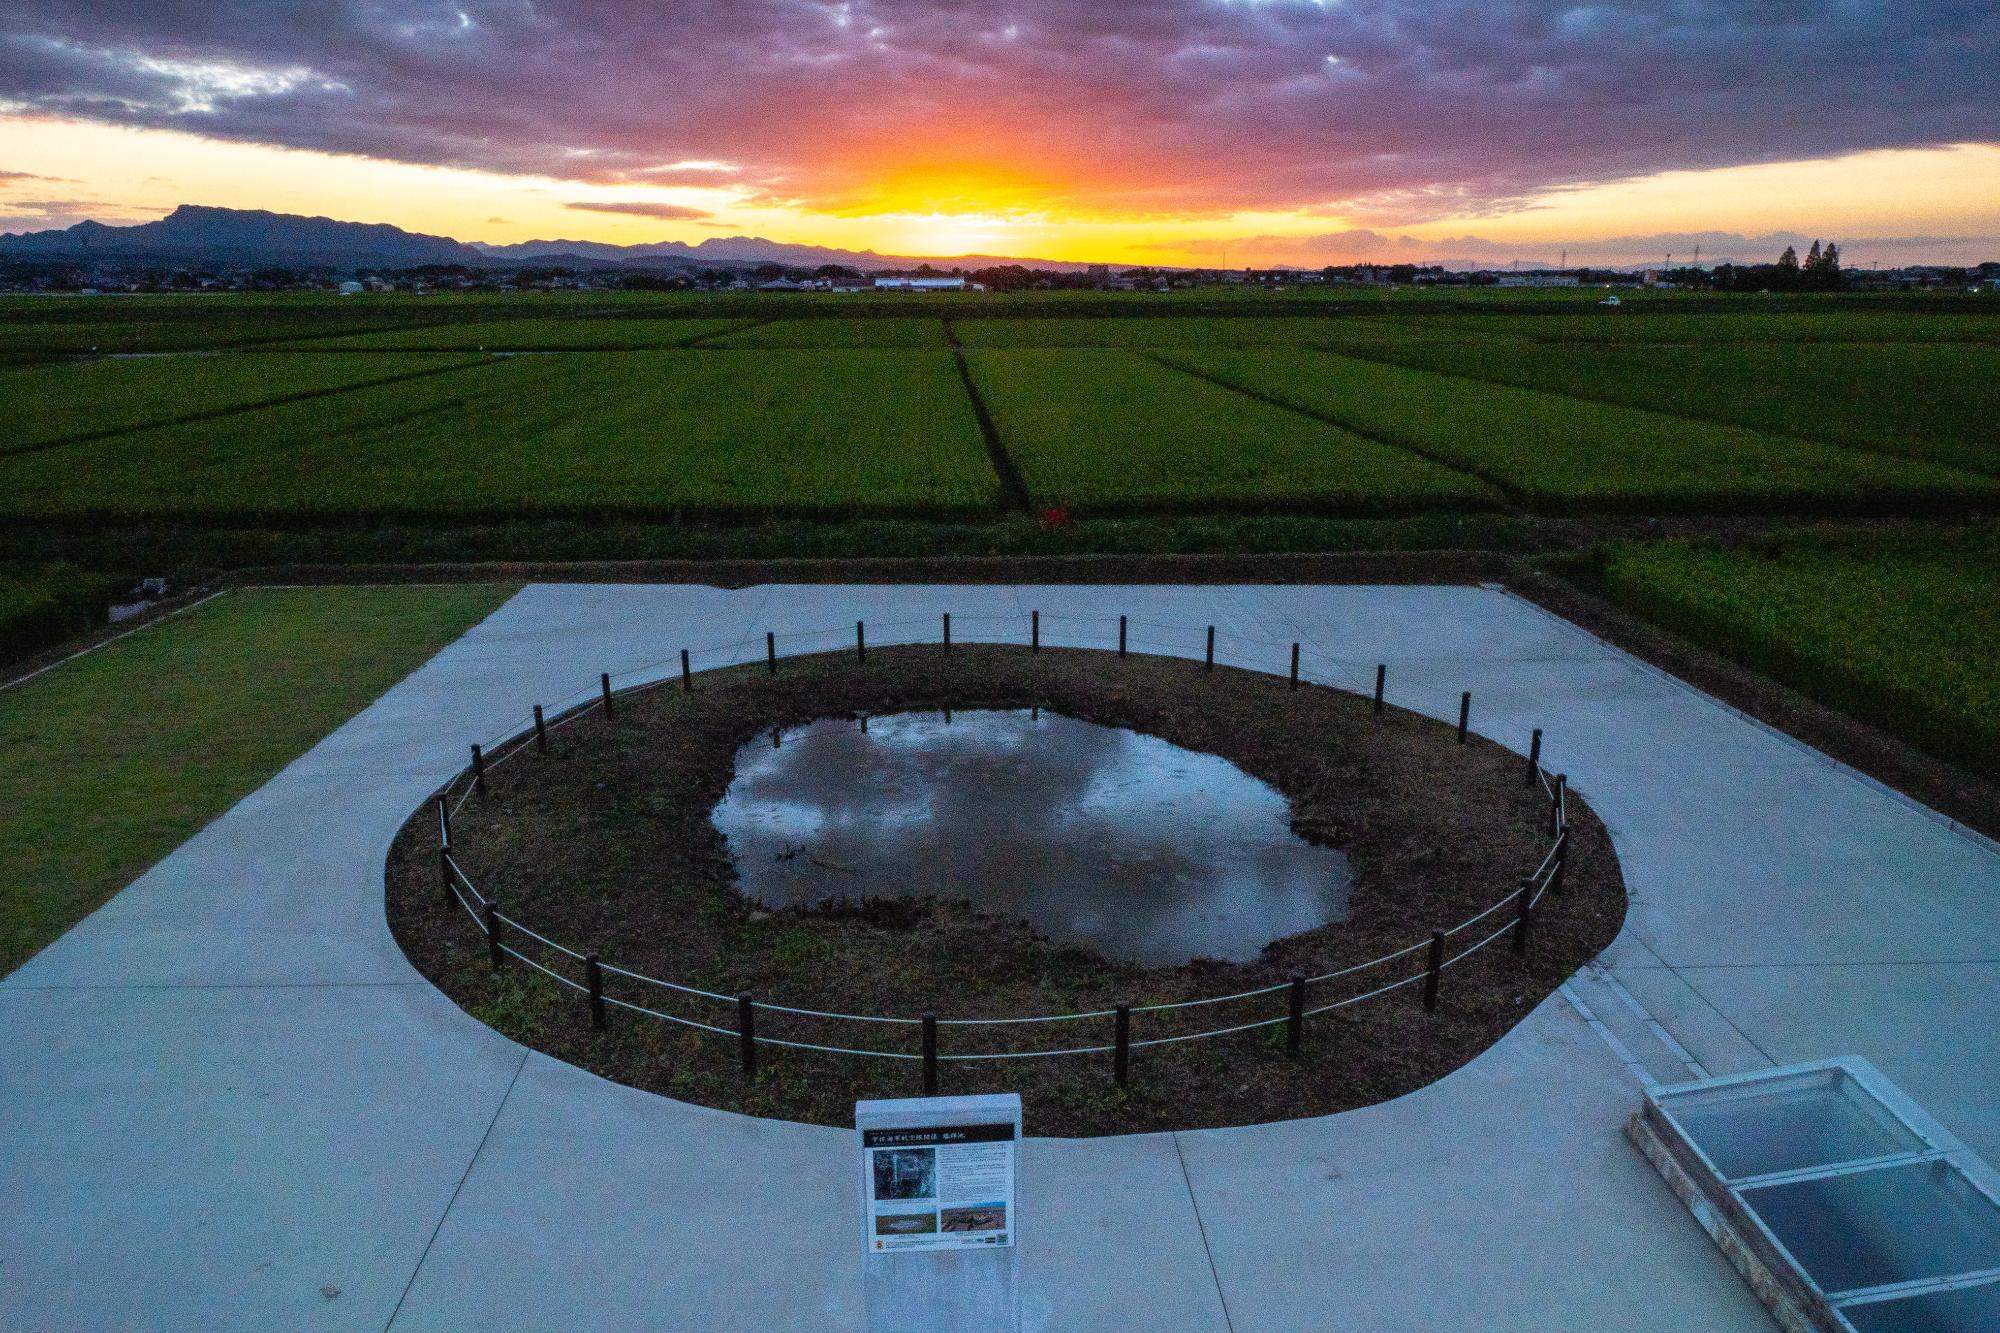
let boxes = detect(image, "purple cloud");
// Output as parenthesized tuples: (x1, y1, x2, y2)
(0, 196, 163, 230)
(563, 200, 714, 221)
(0, 2, 1995, 220)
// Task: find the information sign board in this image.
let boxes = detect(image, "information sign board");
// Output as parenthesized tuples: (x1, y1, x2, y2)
(862, 1120, 1015, 1252)
(856, 1093, 1022, 1332)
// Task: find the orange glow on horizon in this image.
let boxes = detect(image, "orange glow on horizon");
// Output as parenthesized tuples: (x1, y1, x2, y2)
(3, 116, 1998, 268)
(818, 160, 1059, 217)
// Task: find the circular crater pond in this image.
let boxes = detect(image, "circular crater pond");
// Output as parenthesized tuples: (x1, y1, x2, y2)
(386, 642, 1630, 1137)
(713, 709, 1352, 965)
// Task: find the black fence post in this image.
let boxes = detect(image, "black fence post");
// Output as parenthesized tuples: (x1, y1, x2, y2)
(437, 794, 452, 848)
(1457, 691, 1471, 744)
(600, 672, 614, 715)
(1114, 1005, 1131, 1087)
(1290, 643, 1301, 690)
(1528, 728, 1543, 786)
(1556, 774, 1568, 832)
(942, 612, 951, 654)
(738, 993, 756, 1079)
(856, 620, 866, 663)
(1373, 664, 1386, 715)
(1118, 615, 1127, 658)
(470, 743, 487, 793)
(1513, 875, 1533, 954)
(1424, 930, 1445, 1012)
(1287, 974, 1305, 1058)
(1031, 609, 1040, 653)
(438, 847, 454, 907)
(681, 648, 693, 693)
(922, 1012, 939, 1095)
(1548, 778, 1562, 836)
(766, 631, 777, 675)
(586, 953, 606, 1031)
(533, 704, 547, 752)
(1205, 625, 1215, 672)
(1552, 830, 1569, 896)
(484, 896, 502, 971)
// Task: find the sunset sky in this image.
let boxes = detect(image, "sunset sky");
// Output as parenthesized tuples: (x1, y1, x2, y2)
(2, 1, 1997, 267)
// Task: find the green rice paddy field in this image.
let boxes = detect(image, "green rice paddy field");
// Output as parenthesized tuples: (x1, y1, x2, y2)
(1, 292, 1994, 780)
(1593, 527, 2000, 779)
(4, 295, 1998, 523)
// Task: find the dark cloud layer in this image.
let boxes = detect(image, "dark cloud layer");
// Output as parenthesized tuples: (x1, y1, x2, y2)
(2, 1, 1996, 220)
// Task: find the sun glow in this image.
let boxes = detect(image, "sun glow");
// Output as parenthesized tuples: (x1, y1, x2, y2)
(822, 161, 1060, 217)
(878, 213, 1021, 257)
(4, 114, 1998, 268)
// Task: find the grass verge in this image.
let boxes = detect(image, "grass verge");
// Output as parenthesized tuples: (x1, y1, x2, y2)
(0, 583, 515, 976)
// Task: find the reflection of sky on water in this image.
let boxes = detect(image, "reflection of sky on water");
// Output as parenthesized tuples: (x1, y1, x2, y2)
(713, 710, 1350, 965)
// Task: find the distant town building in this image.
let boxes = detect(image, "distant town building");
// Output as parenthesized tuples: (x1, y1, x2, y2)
(1493, 274, 1579, 287)
(874, 276, 969, 291)
(337, 280, 365, 295)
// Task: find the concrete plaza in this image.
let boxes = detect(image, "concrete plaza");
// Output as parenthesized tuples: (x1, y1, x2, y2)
(4, 582, 1995, 1331)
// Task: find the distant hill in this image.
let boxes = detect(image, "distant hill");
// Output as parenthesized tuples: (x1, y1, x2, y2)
(0, 205, 483, 267)
(0, 204, 1106, 273)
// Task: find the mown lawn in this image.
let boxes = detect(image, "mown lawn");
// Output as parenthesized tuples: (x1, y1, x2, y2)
(0, 584, 514, 976)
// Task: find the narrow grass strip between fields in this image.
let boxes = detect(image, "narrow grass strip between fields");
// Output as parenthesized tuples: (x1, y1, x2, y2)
(1141, 351, 1515, 509)
(682, 317, 772, 348)
(0, 355, 505, 460)
(950, 345, 1031, 511)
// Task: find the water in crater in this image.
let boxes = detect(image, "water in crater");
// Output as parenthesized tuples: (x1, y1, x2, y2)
(712, 709, 1351, 965)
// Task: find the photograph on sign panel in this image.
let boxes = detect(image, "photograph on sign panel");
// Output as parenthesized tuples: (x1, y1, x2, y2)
(940, 1204, 1007, 1233)
(873, 1211, 938, 1237)
(872, 1148, 937, 1201)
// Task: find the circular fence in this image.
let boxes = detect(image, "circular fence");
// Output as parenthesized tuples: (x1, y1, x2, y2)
(426, 610, 1573, 1094)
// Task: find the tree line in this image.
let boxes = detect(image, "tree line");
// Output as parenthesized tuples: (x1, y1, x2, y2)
(1709, 240, 1847, 292)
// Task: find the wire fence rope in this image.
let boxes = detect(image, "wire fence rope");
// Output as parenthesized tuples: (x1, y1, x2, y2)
(427, 609, 1579, 1070)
